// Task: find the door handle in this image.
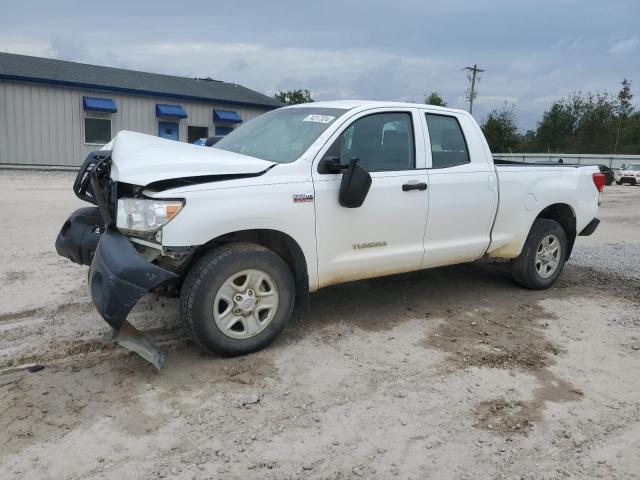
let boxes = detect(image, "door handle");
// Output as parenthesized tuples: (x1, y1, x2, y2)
(402, 182, 427, 192)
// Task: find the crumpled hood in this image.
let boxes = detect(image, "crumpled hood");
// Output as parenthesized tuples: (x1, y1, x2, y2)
(103, 131, 275, 186)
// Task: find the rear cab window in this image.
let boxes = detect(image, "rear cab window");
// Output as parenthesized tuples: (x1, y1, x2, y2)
(425, 113, 470, 169)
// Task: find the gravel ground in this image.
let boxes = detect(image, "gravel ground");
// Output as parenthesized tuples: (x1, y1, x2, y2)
(0, 171, 639, 479)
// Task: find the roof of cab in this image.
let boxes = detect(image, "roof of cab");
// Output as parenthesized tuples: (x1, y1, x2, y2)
(285, 99, 470, 115)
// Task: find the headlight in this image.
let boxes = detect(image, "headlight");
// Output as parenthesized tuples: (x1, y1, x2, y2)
(116, 198, 184, 234)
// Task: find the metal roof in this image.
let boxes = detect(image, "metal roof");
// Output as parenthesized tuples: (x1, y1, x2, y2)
(0, 52, 283, 109)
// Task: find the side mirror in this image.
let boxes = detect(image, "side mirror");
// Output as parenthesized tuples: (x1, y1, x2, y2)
(339, 158, 372, 208)
(318, 156, 346, 174)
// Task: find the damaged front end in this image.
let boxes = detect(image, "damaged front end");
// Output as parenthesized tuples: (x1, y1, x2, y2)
(55, 151, 186, 369)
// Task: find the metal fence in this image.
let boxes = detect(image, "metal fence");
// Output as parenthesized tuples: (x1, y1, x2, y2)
(492, 153, 640, 170)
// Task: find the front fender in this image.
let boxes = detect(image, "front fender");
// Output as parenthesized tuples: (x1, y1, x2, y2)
(158, 181, 319, 290)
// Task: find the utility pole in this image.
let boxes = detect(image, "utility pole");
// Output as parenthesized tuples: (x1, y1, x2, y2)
(463, 64, 484, 114)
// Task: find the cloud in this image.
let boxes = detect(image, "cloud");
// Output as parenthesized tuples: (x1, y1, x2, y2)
(0, 0, 638, 130)
(608, 37, 639, 55)
(475, 96, 520, 105)
(47, 36, 89, 62)
(229, 58, 248, 73)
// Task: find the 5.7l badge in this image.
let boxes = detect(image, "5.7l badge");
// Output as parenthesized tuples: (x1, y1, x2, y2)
(292, 193, 314, 203)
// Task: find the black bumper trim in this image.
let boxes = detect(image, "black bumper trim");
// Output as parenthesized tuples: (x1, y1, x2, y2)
(89, 227, 178, 331)
(578, 218, 600, 236)
(55, 207, 103, 266)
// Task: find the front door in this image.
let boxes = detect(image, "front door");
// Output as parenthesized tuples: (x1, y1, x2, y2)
(313, 109, 429, 288)
(158, 122, 179, 141)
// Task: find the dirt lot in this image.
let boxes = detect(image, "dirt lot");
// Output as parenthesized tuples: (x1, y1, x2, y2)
(1, 170, 639, 479)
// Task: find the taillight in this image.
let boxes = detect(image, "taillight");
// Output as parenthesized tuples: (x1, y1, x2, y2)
(592, 173, 605, 192)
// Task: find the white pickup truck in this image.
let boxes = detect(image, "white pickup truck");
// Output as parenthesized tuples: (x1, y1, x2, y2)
(56, 101, 605, 368)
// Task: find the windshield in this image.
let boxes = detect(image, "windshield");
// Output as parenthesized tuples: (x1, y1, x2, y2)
(623, 164, 640, 170)
(214, 107, 347, 163)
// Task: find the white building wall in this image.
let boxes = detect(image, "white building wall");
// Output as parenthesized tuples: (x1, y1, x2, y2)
(0, 80, 271, 167)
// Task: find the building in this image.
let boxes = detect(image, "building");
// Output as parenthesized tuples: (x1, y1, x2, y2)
(0, 52, 282, 167)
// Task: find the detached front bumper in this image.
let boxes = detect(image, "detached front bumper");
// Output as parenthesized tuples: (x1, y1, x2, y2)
(56, 208, 178, 368)
(89, 227, 177, 330)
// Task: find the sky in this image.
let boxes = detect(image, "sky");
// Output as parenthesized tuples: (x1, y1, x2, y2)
(1, 0, 638, 130)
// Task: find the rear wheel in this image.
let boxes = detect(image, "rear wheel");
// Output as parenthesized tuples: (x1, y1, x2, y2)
(180, 243, 295, 356)
(512, 218, 568, 290)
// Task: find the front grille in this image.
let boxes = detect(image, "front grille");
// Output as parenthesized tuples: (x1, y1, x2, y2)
(73, 150, 115, 226)
(73, 150, 113, 204)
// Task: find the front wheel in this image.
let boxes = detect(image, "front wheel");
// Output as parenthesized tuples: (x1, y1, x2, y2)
(180, 243, 295, 356)
(512, 218, 568, 290)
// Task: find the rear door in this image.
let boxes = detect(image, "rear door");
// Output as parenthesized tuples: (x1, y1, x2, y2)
(313, 108, 429, 287)
(420, 111, 497, 268)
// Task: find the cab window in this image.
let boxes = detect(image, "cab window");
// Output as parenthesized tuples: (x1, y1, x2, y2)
(425, 113, 470, 168)
(331, 112, 415, 172)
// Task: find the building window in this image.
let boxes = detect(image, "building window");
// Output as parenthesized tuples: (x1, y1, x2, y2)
(158, 122, 180, 141)
(84, 117, 112, 145)
(188, 126, 209, 143)
(215, 126, 234, 136)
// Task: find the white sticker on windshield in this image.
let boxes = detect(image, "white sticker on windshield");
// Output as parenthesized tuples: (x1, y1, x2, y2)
(303, 114, 335, 124)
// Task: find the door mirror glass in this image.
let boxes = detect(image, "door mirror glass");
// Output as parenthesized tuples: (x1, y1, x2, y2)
(339, 158, 372, 208)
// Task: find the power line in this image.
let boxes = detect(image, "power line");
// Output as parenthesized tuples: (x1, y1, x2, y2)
(463, 64, 484, 114)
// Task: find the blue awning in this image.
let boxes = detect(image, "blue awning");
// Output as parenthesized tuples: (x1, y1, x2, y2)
(83, 96, 117, 113)
(213, 109, 242, 123)
(156, 104, 187, 118)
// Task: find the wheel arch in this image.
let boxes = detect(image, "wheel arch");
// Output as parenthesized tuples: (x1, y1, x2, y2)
(535, 203, 577, 258)
(190, 229, 310, 310)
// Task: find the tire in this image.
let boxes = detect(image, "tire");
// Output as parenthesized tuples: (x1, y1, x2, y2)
(180, 242, 295, 356)
(616, 180, 622, 185)
(512, 218, 568, 290)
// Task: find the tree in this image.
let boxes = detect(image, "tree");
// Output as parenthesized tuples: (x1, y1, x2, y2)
(615, 79, 633, 151)
(617, 110, 640, 154)
(481, 104, 521, 153)
(476, 78, 639, 154)
(574, 92, 617, 153)
(532, 92, 620, 153)
(274, 89, 313, 105)
(425, 92, 447, 107)
(617, 79, 633, 118)
(533, 96, 582, 152)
